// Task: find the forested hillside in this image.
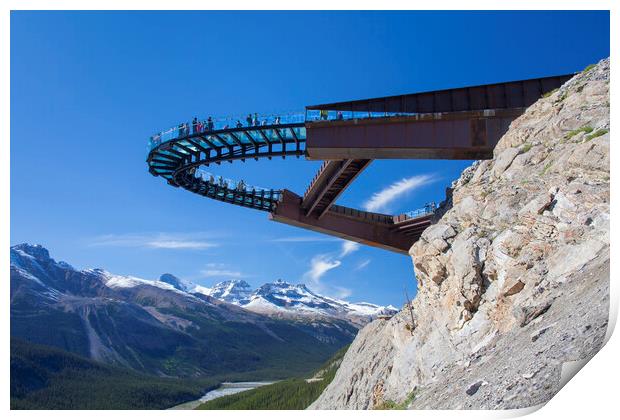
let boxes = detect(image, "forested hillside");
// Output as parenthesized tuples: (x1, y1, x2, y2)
(10, 338, 219, 409)
(197, 346, 348, 410)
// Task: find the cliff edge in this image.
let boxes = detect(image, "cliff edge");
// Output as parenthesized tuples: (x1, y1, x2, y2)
(310, 58, 610, 410)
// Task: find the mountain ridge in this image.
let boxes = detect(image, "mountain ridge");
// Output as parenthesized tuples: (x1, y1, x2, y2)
(179, 278, 397, 326)
(10, 243, 357, 378)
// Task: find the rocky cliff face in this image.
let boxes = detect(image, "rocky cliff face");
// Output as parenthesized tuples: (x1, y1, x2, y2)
(310, 58, 610, 410)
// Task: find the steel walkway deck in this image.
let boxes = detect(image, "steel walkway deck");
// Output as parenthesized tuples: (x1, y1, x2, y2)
(146, 73, 573, 253)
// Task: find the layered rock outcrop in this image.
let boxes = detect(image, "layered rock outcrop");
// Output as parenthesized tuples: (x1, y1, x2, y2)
(310, 58, 610, 409)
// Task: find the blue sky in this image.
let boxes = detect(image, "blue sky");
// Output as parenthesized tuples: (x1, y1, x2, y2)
(11, 11, 609, 306)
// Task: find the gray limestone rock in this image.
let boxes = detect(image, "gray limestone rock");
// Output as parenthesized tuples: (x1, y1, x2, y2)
(310, 58, 610, 410)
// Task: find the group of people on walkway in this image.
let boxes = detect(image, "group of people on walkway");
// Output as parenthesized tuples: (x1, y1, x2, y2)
(164, 116, 216, 140)
(150, 113, 288, 146)
(180, 113, 283, 134)
(319, 110, 344, 120)
(192, 170, 249, 193)
(241, 113, 281, 128)
(189, 117, 215, 135)
(192, 170, 277, 197)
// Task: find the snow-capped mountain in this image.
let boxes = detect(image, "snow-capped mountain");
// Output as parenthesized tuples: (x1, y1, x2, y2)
(202, 279, 398, 325)
(10, 243, 357, 377)
(11, 242, 394, 338)
(192, 279, 253, 305)
(158, 273, 194, 292)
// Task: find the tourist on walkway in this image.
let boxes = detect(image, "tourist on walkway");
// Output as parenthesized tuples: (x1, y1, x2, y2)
(253, 113, 259, 126)
(320, 109, 328, 120)
(192, 117, 198, 134)
(197, 120, 203, 133)
(275, 116, 281, 125)
(236, 120, 243, 128)
(246, 114, 253, 126)
(337, 111, 343, 120)
(207, 117, 214, 131)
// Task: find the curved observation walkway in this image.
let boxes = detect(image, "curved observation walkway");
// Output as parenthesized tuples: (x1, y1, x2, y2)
(147, 115, 307, 211)
(146, 74, 572, 253)
(146, 112, 434, 253)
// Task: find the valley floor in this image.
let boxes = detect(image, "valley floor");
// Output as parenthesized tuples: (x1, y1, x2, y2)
(11, 338, 346, 410)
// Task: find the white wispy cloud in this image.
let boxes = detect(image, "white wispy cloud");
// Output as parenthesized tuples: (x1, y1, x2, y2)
(304, 254, 342, 285)
(270, 236, 340, 243)
(302, 241, 364, 296)
(200, 269, 246, 278)
(355, 259, 371, 271)
(339, 240, 360, 257)
(89, 232, 218, 250)
(205, 263, 226, 268)
(333, 286, 352, 299)
(146, 240, 215, 249)
(363, 174, 437, 213)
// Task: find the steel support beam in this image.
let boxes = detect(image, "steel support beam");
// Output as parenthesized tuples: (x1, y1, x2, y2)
(306, 74, 573, 113)
(305, 109, 520, 160)
(301, 159, 372, 218)
(270, 190, 422, 254)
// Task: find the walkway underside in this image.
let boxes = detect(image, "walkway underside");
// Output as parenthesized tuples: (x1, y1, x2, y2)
(272, 190, 431, 254)
(302, 159, 372, 219)
(147, 73, 573, 254)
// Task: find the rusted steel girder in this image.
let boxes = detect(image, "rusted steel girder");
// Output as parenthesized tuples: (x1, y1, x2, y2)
(301, 159, 372, 219)
(271, 190, 430, 254)
(306, 74, 573, 113)
(305, 74, 573, 160)
(305, 109, 521, 160)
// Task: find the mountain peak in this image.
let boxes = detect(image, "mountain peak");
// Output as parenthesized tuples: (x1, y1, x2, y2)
(11, 243, 51, 261)
(222, 279, 251, 288)
(197, 279, 253, 305)
(239, 280, 397, 323)
(159, 273, 190, 291)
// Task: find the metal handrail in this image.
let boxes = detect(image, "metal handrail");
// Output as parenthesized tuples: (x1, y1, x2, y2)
(193, 168, 277, 195)
(147, 109, 419, 153)
(399, 202, 437, 220)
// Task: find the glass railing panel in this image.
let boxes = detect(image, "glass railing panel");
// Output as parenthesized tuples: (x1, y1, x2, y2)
(170, 145, 190, 155)
(246, 130, 262, 144)
(177, 140, 198, 152)
(293, 127, 305, 139)
(148, 111, 311, 154)
(150, 164, 174, 170)
(151, 153, 178, 162)
(304, 109, 418, 123)
(157, 149, 181, 159)
(221, 132, 243, 146)
(202, 135, 222, 147)
(274, 128, 287, 141)
(280, 128, 292, 141)
(400, 202, 437, 219)
(258, 128, 272, 141)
